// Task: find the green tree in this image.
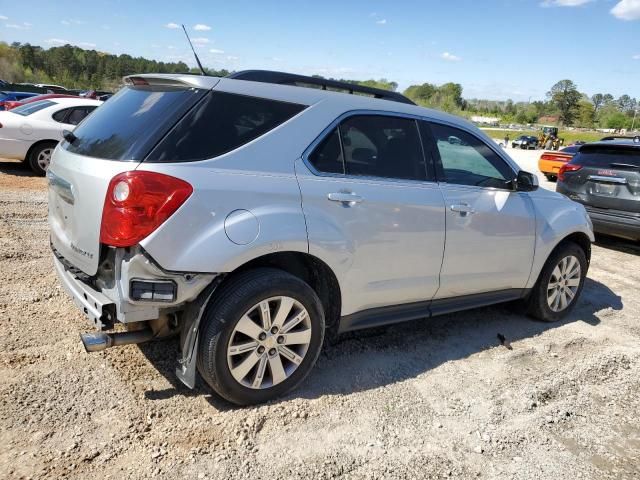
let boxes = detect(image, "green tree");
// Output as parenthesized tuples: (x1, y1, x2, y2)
(547, 79, 581, 126)
(577, 100, 595, 128)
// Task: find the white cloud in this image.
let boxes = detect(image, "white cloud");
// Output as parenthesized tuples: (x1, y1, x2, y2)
(61, 19, 85, 26)
(209, 48, 225, 54)
(0, 15, 8, 20)
(376, 18, 387, 25)
(61, 20, 70, 25)
(611, 0, 640, 20)
(441, 51, 461, 62)
(5, 23, 22, 29)
(45, 38, 71, 45)
(77, 42, 96, 49)
(226, 55, 239, 61)
(165, 22, 180, 29)
(191, 37, 209, 45)
(632, 54, 640, 59)
(193, 23, 211, 31)
(23, 22, 32, 27)
(541, 0, 593, 6)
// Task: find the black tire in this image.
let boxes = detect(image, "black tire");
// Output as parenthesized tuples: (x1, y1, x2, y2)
(28, 141, 57, 176)
(544, 174, 556, 182)
(526, 242, 587, 322)
(197, 268, 325, 405)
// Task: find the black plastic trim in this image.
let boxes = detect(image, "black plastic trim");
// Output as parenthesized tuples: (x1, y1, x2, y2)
(338, 289, 528, 333)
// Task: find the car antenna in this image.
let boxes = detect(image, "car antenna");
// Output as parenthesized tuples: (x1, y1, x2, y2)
(181, 24, 207, 76)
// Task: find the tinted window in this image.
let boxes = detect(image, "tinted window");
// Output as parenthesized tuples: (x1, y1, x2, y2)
(66, 106, 96, 125)
(308, 128, 344, 174)
(52, 108, 70, 123)
(148, 91, 306, 162)
(63, 85, 205, 160)
(338, 115, 427, 181)
(575, 148, 640, 168)
(429, 123, 513, 188)
(11, 100, 55, 116)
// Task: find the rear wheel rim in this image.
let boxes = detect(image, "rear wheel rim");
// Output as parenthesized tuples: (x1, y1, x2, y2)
(547, 255, 581, 312)
(36, 148, 53, 171)
(226, 296, 312, 390)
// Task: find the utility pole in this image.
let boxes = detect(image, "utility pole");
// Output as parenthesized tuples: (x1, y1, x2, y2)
(632, 107, 638, 132)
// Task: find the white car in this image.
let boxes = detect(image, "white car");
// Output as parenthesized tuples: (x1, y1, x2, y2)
(0, 97, 102, 175)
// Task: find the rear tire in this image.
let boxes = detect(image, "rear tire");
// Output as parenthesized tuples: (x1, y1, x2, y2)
(526, 242, 587, 322)
(197, 268, 325, 405)
(28, 141, 57, 176)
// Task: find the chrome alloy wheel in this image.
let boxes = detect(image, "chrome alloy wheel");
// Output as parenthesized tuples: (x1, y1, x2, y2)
(547, 255, 581, 312)
(226, 296, 312, 389)
(37, 148, 53, 171)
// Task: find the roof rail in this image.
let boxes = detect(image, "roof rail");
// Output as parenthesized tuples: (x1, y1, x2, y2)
(227, 70, 416, 105)
(600, 135, 639, 141)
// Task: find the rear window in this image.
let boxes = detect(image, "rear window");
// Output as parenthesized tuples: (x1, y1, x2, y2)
(63, 85, 206, 161)
(11, 100, 55, 116)
(146, 91, 306, 162)
(575, 146, 640, 168)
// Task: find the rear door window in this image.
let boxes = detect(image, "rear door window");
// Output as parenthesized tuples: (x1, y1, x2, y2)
(146, 91, 306, 162)
(63, 85, 206, 161)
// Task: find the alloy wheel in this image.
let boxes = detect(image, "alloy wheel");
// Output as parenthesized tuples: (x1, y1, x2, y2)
(547, 255, 581, 312)
(226, 296, 312, 389)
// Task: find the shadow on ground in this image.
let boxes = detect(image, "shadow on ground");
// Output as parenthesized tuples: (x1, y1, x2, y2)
(0, 159, 37, 177)
(594, 233, 640, 256)
(138, 276, 621, 409)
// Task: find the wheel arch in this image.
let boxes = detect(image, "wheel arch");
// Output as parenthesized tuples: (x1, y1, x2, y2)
(25, 139, 58, 163)
(218, 251, 342, 333)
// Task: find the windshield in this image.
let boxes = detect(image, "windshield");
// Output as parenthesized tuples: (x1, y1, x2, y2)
(11, 100, 56, 116)
(63, 85, 206, 161)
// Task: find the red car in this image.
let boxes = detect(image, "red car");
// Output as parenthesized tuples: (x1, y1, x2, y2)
(3, 93, 78, 111)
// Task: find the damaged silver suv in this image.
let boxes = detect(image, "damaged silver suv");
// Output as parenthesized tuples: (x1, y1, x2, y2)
(49, 71, 594, 405)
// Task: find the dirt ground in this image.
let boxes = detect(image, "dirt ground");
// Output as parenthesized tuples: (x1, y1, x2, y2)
(1, 153, 639, 480)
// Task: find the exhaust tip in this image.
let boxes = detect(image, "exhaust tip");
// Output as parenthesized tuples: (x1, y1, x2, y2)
(80, 332, 111, 352)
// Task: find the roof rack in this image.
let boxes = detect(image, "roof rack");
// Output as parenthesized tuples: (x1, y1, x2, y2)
(227, 70, 416, 105)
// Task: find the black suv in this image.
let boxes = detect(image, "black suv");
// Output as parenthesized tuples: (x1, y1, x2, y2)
(556, 136, 640, 241)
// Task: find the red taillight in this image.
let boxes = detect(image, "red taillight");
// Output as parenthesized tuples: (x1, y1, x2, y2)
(540, 153, 571, 162)
(558, 164, 582, 182)
(100, 171, 193, 247)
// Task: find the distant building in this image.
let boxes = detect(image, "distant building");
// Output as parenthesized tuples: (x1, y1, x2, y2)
(538, 115, 559, 125)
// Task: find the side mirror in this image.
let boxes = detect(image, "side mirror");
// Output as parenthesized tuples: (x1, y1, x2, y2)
(515, 170, 539, 192)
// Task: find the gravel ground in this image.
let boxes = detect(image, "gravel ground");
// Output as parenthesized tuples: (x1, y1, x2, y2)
(1, 152, 639, 480)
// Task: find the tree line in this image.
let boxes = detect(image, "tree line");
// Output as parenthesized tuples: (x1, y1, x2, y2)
(0, 42, 636, 129)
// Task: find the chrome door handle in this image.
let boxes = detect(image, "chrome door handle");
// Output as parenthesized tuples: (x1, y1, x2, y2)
(327, 192, 363, 205)
(450, 203, 475, 215)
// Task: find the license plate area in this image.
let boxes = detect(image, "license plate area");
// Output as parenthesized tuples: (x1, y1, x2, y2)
(589, 182, 617, 197)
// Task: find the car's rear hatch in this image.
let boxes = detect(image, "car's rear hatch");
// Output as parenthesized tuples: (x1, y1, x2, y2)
(48, 75, 216, 275)
(565, 143, 640, 213)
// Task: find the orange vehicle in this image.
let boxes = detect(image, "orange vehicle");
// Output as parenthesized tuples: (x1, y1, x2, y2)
(538, 145, 580, 181)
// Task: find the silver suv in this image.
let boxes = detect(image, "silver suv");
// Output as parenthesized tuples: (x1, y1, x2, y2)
(48, 71, 594, 405)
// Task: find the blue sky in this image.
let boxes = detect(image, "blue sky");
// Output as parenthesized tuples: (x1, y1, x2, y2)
(1, 0, 638, 101)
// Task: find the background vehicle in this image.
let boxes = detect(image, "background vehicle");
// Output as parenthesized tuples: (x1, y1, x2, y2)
(0, 91, 39, 110)
(0, 97, 102, 175)
(2, 93, 79, 111)
(48, 71, 593, 406)
(538, 126, 564, 150)
(511, 135, 538, 150)
(538, 144, 580, 181)
(556, 137, 640, 241)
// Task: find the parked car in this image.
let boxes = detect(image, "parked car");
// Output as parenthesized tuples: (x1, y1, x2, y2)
(48, 71, 593, 405)
(538, 145, 581, 181)
(79, 90, 113, 99)
(0, 91, 39, 110)
(2, 93, 80, 111)
(556, 137, 640, 241)
(511, 135, 538, 150)
(34, 83, 68, 92)
(0, 97, 102, 175)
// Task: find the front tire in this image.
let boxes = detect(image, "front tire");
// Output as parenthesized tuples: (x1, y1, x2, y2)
(28, 141, 57, 176)
(197, 268, 325, 405)
(526, 242, 587, 322)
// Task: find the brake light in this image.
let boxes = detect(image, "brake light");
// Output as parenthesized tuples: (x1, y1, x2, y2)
(540, 153, 571, 162)
(558, 164, 582, 182)
(100, 171, 193, 247)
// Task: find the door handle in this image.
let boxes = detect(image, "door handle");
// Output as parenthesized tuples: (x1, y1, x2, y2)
(327, 192, 363, 205)
(450, 203, 475, 215)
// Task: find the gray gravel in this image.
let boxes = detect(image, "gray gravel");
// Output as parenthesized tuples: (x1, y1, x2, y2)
(1, 157, 639, 480)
